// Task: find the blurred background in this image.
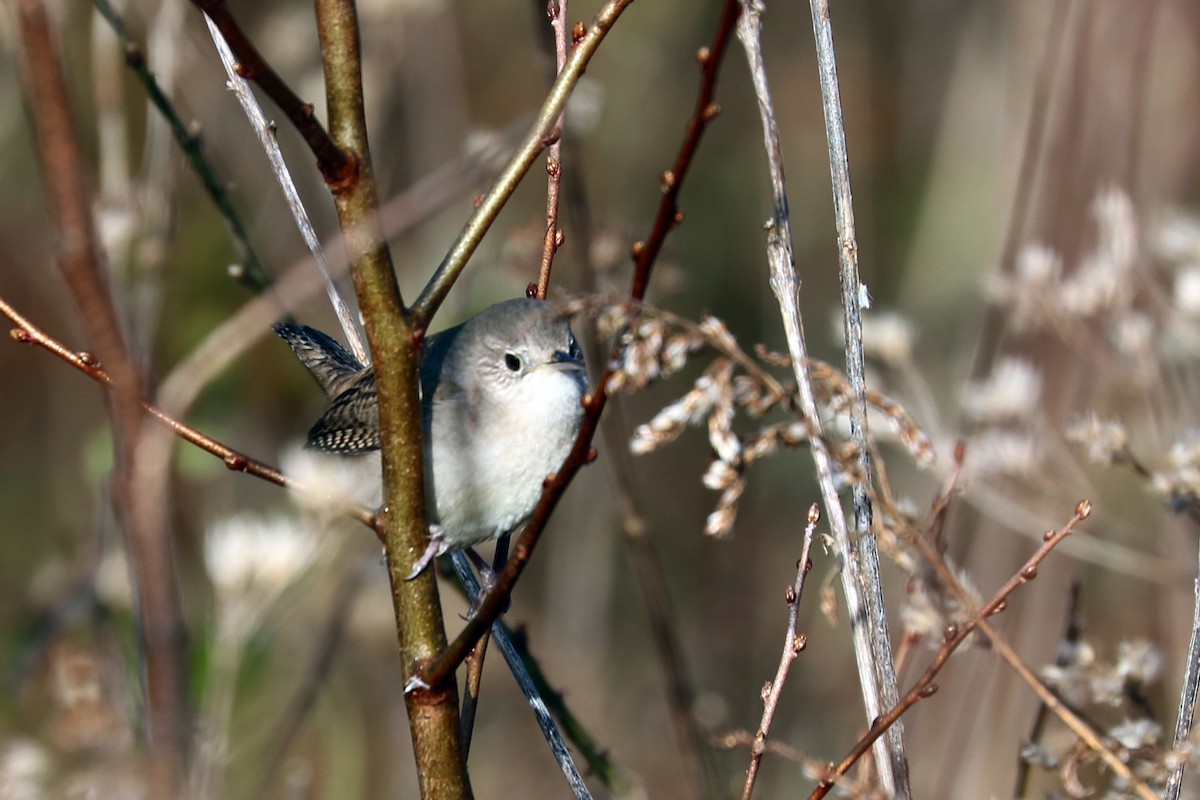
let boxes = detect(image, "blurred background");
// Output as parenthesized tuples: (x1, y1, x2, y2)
(3, 0, 1200, 798)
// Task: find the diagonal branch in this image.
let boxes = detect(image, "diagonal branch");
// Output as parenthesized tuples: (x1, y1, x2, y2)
(411, 0, 636, 329)
(189, 0, 354, 184)
(808, 502, 1101, 800)
(415, 0, 742, 692)
(0, 296, 377, 531)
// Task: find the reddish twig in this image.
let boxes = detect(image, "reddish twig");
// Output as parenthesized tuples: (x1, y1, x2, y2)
(808, 501, 1096, 800)
(414, 0, 742, 690)
(412, 0, 636, 329)
(742, 504, 820, 800)
(189, 0, 355, 185)
(535, 0, 570, 299)
(0, 295, 378, 532)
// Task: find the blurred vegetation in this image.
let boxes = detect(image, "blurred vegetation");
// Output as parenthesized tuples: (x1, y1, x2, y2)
(3, 1, 1200, 798)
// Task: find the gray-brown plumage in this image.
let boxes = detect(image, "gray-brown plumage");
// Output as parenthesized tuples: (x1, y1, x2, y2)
(275, 298, 588, 568)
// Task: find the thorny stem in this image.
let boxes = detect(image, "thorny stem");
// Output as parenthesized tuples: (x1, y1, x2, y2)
(742, 505, 820, 800)
(0, 295, 378, 530)
(415, 0, 741, 690)
(535, 0, 570, 299)
(808, 501, 1095, 800)
(412, 0, 635, 330)
(189, 0, 355, 185)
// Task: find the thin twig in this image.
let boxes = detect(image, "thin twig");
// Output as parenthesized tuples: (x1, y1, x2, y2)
(414, 0, 741, 691)
(0, 296, 377, 531)
(808, 502, 1095, 800)
(92, 0, 269, 291)
(448, 552, 593, 800)
(875, 474, 1162, 800)
(188, 0, 354, 184)
(735, 1, 906, 793)
(412, 0, 635, 329)
(535, 0, 570, 299)
(742, 504, 820, 800)
(203, 14, 366, 364)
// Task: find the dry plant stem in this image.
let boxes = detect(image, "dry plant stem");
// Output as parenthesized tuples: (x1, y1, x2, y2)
(1165, 557, 1200, 799)
(803, 0, 909, 790)
(873, 457, 1159, 798)
(573, 152, 715, 794)
(914, 510, 1155, 797)
(809, 502, 1094, 800)
(0, 296, 377, 530)
(535, 0, 569, 299)
(412, 0, 634, 328)
(969, 0, 1071, 378)
(204, 15, 365, 363)
(13, 3, 186, 795)
(416, 0, 741, 690)
(741, 505, 820, 800)
(92, 0, 269, 291)
(735, 1, 905, 793)
(188, 0, 353, 184)
(313, 1, 467, 796)
(448, 552, 594, 799)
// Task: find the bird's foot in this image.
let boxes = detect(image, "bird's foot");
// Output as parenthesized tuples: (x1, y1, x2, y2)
(405, 525, 448, 580)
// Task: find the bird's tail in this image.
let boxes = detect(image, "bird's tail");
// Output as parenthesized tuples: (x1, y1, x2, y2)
(273, 323, 365, 400)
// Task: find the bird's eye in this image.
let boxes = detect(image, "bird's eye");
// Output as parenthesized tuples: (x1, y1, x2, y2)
(504, 352, 522, 372)
(568, 335, 583, 361)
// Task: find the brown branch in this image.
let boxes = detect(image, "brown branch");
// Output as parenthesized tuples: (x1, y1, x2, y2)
(13, 2, 187, 795)
(313, 0, 469, 795)
(742, 504, 820, 800)
(414, 0, 742, 690)
(0, 295, 377, 531)
(412, 0, 635, 329)
(809, 500, 1159, 800)
(871, 459, 1160, 800)
(189, 0, 355, 185)
(535, 0, 571, 299)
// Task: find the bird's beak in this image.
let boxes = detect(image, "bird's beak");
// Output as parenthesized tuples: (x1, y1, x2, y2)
(547, 350, 586, 371)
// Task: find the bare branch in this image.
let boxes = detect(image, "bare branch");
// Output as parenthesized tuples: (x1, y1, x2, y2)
(735, 0, 907, 790)
(535, 0, 570, 299)
(412, 0, 636, 329)
(415, 0, 742, 690)
(188, 0, 355, 184)
(0, 296, 377, 531)
(742, 504, 819, 800)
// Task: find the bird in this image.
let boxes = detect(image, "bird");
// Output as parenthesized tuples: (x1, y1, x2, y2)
(274, 298, 589, 575)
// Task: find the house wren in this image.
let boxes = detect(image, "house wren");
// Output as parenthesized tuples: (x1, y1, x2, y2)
(275, 298, 588, 573)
